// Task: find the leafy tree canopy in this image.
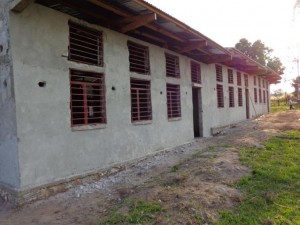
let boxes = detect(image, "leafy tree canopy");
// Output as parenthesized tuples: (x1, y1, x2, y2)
(291, 76, 300, 97)
(235, 38, 285, 74)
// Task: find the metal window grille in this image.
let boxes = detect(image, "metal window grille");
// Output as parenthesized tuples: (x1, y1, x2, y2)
(70, 69, 106, 126)
(216, 84, 224, 108)
(229, 86, 235, 107)
(128, 41, 150, 75)
(191, 61, 201, 83)
(244, 74, 248, 87)
(254, 76, 256, 86)
(238, 88, 243, 106)
(167, 83, 181, 118)
(69, 22, 103, 66)
(130, 78, 152, 122)
(228, 69, 234, 84)
(259, 89, 262, 103)
(263, 91, 266, 103)
(216, 65, 223, 82)
(258, 77, 261, 87)
(165, 53, 180, 78)
(237, 72, 242, 86)
(254, 88, 258, 103)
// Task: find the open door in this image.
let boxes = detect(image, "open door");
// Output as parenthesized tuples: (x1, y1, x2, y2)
(245, 89, 250, 119)
(192, 87, 203, 137)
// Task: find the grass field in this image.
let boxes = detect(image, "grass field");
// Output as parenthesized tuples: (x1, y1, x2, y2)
(218, 131, 300, 225)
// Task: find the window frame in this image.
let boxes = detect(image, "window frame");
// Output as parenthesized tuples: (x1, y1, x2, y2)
(69, 69, 106, 127)
(216, 84, 224, 108)
(166, 83, 181, 119)
(191, 61, 201, 84)
(228, 69, 234, 84)
(165, 53, 180, 78)
(130, 78, 152, 122)
(216, 65, 223, 82)
(238, 88, 243, 107)
(229, 86, 235, 108)
(128, 41, 150, 75)
(68, 21, 103, 67)
(237, 72, 242, 86)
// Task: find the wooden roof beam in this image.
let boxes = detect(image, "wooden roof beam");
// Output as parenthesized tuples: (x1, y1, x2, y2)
(206, 54, 232, 64)
(87, 0, 183, 42)
(178, 41, 207, 53)
(50, 0, 109, 23)
(119, 13, 157, 33)
(10, 0, 33, 12)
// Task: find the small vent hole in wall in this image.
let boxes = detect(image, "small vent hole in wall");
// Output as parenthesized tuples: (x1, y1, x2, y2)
(160, 91, 163, 95)
(3, 79, 7, 87)
(0, 45, 3, 53)
(38, 81, 46, 87)
(112, 86, 116, 91)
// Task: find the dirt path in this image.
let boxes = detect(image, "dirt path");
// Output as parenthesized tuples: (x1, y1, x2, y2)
(1, 111, 300, 225)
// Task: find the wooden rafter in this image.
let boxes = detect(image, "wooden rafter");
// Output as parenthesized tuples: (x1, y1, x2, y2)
(133, 30, 167, 45)
(119, 13, 157, 33)
(205, 54, 232, 64)
(50, 0, 110, 23)
(11, 0, 34, 12)
(130, 0, 230, 55)
(86, 0, 183, 42)
(178, 41, 207, 53)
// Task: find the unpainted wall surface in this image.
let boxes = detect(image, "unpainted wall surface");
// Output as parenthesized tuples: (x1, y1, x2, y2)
(0, 0, 20, 190)
(9, 3, 269, 190)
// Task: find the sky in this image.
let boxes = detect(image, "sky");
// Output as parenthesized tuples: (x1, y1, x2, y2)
(146, 0, 300, 94)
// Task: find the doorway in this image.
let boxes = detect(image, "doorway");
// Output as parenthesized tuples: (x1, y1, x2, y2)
(245, 89, 250, 119)
(192, 87, 203, 137)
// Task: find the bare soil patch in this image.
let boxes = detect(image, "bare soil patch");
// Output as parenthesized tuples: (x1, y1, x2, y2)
(1, 111, 300, 225)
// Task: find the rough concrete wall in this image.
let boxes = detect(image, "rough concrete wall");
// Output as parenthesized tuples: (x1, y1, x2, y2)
(0, 0, 20, 190)
(9, 3, 270, 190)
(10, 3, 194, 190)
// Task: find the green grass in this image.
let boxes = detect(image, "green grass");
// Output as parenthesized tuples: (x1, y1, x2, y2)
(217, 131, 300, 225)
(170, 164, 180, 173)
(271, 104, 289, 112)
(93, 200, 162, 225)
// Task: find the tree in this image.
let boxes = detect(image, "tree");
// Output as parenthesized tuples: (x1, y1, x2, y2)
(272, 89, 283, 98)
(235, 38, 285, 74)
(291, 76, 300, 97)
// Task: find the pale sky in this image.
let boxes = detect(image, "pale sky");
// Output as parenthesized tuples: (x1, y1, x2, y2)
(146, 0, 300, 93)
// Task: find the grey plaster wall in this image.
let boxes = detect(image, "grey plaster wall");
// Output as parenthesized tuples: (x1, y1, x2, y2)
(0, 0, 20, 190)
(9, 3, 269, 189)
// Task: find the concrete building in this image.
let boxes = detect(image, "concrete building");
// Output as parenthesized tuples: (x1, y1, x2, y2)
(0, 0, 281, 203)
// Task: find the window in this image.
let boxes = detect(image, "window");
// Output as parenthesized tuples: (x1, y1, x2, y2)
(70, 69, 106, 126)
(238, 88, 243, 106)
(130, 78, 152, 122)
(216, 65, 223, 82)
(228, 69, 234, 84)
(166, 84, 181, 118)
(191, 61, 201, 83)
(237, 72, 242, 86)
(229, 86, 234, 107)
(262, 80, 265, 88)
(244, 74, 248, 87)
(258, 77, 261, 87)
(259, 89, 262, 103)
(263, 90, 266, 103)
(217, 84, 224, 108)
(254, 76, 257, 86)
(254, 88, 258, 103)
(165, 53, 180, 78)
(128, 41, 150, 75)
(69, 22, 103, 66)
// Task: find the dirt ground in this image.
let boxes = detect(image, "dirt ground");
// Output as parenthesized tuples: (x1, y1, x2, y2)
(1, 111, 300, 225)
